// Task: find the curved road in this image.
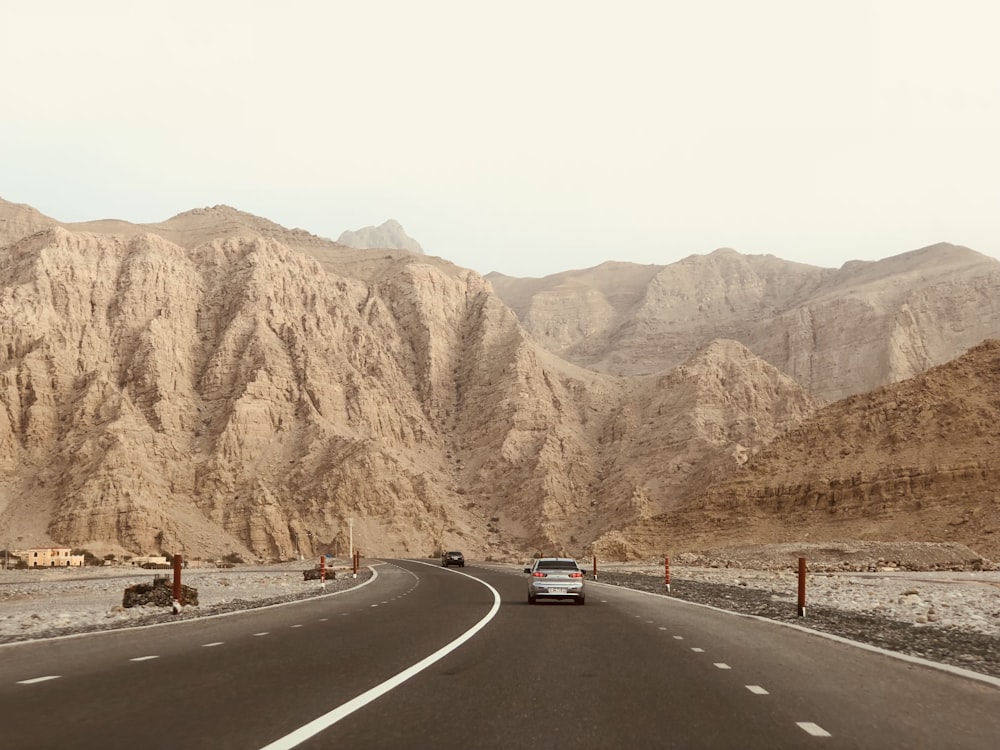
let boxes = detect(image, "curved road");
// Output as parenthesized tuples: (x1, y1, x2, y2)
(2, 560, 999, 749)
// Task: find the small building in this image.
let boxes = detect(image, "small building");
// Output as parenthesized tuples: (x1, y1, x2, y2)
(129, 555, 170, 568)
(23, 547, 85, 567)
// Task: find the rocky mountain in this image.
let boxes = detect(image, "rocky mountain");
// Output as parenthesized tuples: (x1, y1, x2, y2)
(338, 219, 424, 255)
(606, 339, 1000, 559)
(487, 245, 1000, 402)
(1, 196, 997, 562)
(0, 200, 815, 561)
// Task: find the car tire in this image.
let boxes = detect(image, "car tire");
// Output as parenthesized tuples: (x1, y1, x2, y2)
(575, 597, 586, 606)
(528, 595, 536, 605)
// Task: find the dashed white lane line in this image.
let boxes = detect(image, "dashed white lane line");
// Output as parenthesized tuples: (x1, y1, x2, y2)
(673, 635, 684, 640)
(17, 675, 60, 685)
(797, 722, 832, 738)
(714, 663, 732, 670)
(253, 632, 269, 637)
(691, 647, 705, 653)
(746, 685, 769, 695)
(319, 618, 328, 622)
(130, 656, 159, 662)
(202, 642, 224, 648)
(658, 627, 667, 631)
(291, 625, 303, 628)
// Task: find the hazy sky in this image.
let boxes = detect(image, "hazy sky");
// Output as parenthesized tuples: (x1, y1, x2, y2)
(3, 1, 998, 278)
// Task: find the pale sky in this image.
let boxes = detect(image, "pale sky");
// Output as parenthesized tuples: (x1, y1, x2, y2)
(2, 1, 998, 278)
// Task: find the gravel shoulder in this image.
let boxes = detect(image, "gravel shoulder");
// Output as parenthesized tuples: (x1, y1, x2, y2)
(0, 561, 371, 645)
(594, 566, 1000, 680)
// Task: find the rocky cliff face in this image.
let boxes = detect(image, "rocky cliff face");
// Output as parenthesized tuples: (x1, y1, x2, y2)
(610, 339, 1000, 559)
(489, 245, 1000, 402)
(0, 209, 815, 560)
(2, 198, 997, 562)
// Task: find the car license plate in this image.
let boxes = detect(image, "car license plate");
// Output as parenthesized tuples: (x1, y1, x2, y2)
(549, 587, 567, 594)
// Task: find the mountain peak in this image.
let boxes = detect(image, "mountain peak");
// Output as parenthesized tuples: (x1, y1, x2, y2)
(338, 219, 424, 254)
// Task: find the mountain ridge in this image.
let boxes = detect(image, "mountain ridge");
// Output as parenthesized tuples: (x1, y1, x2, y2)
(2, 197, 998, 561)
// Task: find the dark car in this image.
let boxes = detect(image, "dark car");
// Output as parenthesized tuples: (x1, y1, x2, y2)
(442, 551, 465, 567)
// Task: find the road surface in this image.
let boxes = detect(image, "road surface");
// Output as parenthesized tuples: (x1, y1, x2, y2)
(2, 559, 998, 749)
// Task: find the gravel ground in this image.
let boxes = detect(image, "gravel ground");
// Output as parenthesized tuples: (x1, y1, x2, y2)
(596, 571, 1000, 680)
(0, 564, 372, 645)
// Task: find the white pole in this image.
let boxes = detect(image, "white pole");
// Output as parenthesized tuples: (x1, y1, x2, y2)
(348, 518, 353, 562)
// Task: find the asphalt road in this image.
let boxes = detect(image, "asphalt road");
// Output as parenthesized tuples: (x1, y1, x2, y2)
(2, 560, 999, 749)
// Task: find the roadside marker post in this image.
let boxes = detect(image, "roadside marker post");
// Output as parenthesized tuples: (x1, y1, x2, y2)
(593, 556, 598, 581)
(665, 556, 671, 594)
(172, 554, 183, 614)
(319, 555, 326, 589)
(797, 557, 807, 617)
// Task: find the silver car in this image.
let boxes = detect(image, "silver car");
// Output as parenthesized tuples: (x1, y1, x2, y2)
(525, 557, 586, 605)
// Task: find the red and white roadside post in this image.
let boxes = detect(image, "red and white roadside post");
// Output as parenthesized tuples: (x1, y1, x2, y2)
(172, 554, 183, 614)
(319, 555, 326, 589)
(797, 557, 807, 617)
(593, 555, 598, 581)
(664, 555, 671, 594)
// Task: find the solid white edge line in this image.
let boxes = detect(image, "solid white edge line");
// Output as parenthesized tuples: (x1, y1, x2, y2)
(0, 566, 380, 649)
(258, 559, 502, 750)
(585, 579, 1000, 690)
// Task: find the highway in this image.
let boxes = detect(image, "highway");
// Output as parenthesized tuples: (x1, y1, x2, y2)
(2, 559, 999, 749)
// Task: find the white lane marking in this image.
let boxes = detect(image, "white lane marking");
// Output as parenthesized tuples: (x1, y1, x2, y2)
(691, 647, 705, 653)
(658, 627, 667, 631)
(291, 625, 303, 628)
(797, 722, 832, 737)
(746, 685, 769, 695)
(259, 560, 502, 750)
(17, 675, 60, 685)
(586, 577, 1000, 691)
(130, 655, 159, 662)
(253, 632, 269, 637)
(202, 642, 224, 648)
(370, 604, 379, 608)
(319, 618, 328, 622)
(673, 635, 684, 640)
(646, 620, 654, 624)
(714, 663, 731, 670)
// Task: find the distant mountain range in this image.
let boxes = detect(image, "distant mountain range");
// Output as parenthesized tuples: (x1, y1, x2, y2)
(1, 197, 998, 561)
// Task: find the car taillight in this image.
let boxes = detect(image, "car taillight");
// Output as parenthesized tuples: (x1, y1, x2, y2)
(569, 572, 583, 578)
(532, 571, 547, 577)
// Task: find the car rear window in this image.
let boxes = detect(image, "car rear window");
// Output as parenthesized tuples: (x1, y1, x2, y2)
(537, 560, 579, 570)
